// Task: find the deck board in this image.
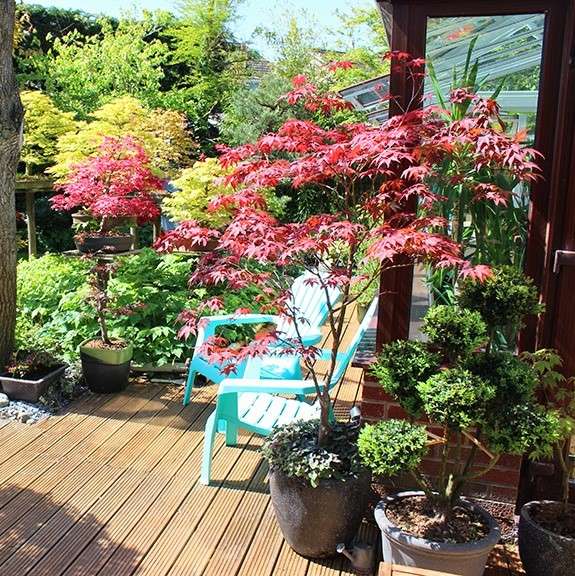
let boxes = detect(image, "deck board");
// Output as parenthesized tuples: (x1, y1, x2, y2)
(0, 309, 522, 575)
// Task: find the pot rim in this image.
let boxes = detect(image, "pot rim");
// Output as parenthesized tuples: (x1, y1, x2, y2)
(521, 500, 575, 543)
(79, 337, 131, 350)
(0, 364, 66, 385)
(270, 467, 371, 488)
(375, 490, 501, 554)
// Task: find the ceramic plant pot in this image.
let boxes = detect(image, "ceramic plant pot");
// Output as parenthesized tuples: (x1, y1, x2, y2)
(375, 491, 501, 576)
(269, 469, 371, 559)
(75, 235, 134, 254)
(518, 500, 575, 576)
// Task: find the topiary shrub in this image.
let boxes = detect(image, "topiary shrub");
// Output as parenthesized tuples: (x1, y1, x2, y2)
(458, 265, 543, 347)
(417, 368, 495, 430)
(360, 269, 562, 526)
(422, 305, 487, 362)
(371, 340, 440, 417)
(358, 419, 428, 477)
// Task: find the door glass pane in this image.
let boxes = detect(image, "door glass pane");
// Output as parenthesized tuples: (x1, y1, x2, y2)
(409, 14, 545, 340)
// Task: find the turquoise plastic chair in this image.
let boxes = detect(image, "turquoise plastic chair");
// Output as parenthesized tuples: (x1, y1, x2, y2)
(183, 273, 341, 405)
(200, 297, 377, 485)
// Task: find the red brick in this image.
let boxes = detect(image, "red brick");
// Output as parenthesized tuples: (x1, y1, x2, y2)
(361, 385, 387, 401)
(387, 403, 409, 419)
(361, 402, 386, 420)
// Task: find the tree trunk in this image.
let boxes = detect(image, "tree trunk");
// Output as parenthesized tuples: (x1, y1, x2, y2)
(0, 1, 24, 369)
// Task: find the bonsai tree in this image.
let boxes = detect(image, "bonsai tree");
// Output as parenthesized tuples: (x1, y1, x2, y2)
(359, 267, 562, 529)
(51, 135, 163, 236)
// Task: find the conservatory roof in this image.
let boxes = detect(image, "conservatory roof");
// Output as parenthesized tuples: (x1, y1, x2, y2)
(340, 12, 544, 122)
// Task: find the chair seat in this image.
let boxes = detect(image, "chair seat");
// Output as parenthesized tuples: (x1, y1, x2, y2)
(237, 392, 320, 435)
(259, 355, 301, 380)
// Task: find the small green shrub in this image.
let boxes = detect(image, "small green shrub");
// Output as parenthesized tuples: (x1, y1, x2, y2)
(422, 305, 487, 361)
(261, 419, 364, 488)
(458, 265, 542, 335)
(358, 419, 428, 477)
(372, 340, 440, 417)
(417, 368, 495, 430)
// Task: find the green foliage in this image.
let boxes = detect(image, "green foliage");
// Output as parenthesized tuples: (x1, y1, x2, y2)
(372, 340, 440, 417)
(50, 96, 196, 178)
(43, 19, 169, 118)
(162, 0, 249, 147)
(482, 403, 561, 458)
(16, 251, 262, 366)
(220, 74, 293, 146)
(520, 348, 575, 504)
(458, 265, 542, 337)
(422, 305, 487, 362)
(164, 157, 288, 226)
(358, 420, 428, 477)
(465, 351, 538, 406)
(417, 368, 495, 430)
(20, 91, 76, 174)
(261, 419, 364, 488)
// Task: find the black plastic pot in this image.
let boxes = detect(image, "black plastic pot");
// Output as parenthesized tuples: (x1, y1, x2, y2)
(519, 500, 575, 576)
(0, 365, 66, 402)
(80, 339, 133, 393)
(75, 235, 133, 254)
(269, 469, 371, 559)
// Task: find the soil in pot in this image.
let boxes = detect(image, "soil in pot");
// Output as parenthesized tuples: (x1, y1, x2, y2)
(269, 469, 371, 559)
(375, 491, 500, 576)
(386, 495, 490, 544)
(519, 501, 575, 576)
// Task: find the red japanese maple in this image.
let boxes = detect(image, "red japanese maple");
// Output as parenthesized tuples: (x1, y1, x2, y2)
(51, 136, 163, 227)
(157, 68, 538, 444)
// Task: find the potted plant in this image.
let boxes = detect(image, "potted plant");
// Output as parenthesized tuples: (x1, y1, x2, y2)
(51, 136, 163, 254)
(358, 268, 560, 576)
(157, 69, 496, 559)
(517, 349, 575, 576)
(1, 350, 66, 403)
(79, 260, 133, 393)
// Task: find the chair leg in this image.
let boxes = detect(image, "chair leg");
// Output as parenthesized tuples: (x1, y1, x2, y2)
(183, 365, 196, 406)
(200, 411, 218, 485)
(225, 420, 238, 447)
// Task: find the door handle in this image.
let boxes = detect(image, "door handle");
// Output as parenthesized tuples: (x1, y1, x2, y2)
(553, 250, 575, 273)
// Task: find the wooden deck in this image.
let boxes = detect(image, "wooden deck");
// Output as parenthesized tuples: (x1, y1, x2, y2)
(0, 318, 524, 575)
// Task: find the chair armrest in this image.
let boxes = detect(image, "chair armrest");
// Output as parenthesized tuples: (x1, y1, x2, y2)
(219, 378, 323, 396)
(201, 313, 279, 329)
(316, 349, 346, 361)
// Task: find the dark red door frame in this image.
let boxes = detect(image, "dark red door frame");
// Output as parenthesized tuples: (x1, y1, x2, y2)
(375, 0, 572, 352)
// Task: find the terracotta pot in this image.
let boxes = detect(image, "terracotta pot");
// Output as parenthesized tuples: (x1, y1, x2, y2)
(519, 500, 575, 576)
(269, 469, 371, 559)
(375, 491, 501, 576)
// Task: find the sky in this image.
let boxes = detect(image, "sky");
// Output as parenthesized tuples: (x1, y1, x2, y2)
(31, 0, 376, 59)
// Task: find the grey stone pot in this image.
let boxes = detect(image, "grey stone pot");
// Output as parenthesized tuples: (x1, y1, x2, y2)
(518, 500, 575, 576)
(269, 469, 371, 559)
(374, 491, 501, 576)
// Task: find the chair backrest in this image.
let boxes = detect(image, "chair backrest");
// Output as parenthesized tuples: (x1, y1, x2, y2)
(329, 297, 378, 387)
(276, 273, 341, 340)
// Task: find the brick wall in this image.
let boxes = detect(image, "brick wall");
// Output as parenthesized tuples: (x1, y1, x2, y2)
(360, 370, 522, 507)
